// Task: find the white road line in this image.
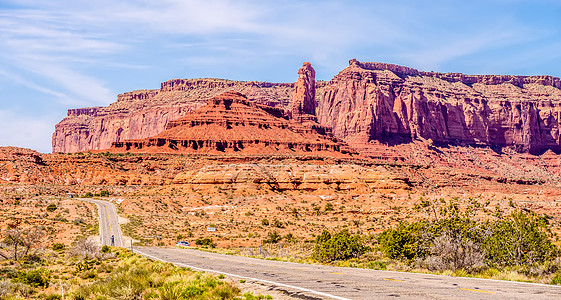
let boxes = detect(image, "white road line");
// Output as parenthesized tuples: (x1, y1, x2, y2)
(134, 249, 352, 300)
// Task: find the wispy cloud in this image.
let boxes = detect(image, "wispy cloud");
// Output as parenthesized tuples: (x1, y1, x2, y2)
(0, 109, 56, 153)
(0, 68, 70, 101)
(0, 0, 559, 153)
(17, 60, 114, 106)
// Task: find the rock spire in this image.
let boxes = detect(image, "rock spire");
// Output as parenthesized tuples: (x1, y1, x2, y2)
(291, 62, 317, 122)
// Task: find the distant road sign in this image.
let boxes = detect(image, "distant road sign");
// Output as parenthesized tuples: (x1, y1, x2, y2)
(207, 227, 216, 232)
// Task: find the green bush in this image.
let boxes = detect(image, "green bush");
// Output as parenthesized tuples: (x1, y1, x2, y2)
(195, 237, 216, 248)
(378, 209, 559, 269)
(378, 221, 429, 260)
(272, 220, 284, 228)
(264, 231, 281, 244)
(313, 229, 367, 262)
(52, 243, 65, 251)
(15, 268, 50, 288)
(101, 245, 111, 253)
(46, 203, 57, 212)
(99, 190, 110, 197)
(83, 192, 93, 198)
(482, 211, 558, 267)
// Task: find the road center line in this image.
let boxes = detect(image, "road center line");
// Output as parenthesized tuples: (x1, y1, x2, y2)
(134, 249, 352, 300)
(105, 203, 113, 236)
(384, 278, 404, 282)
(460, 288, 494, 294)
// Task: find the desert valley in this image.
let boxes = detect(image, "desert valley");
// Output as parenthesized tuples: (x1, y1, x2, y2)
(2, 59, 561, 298)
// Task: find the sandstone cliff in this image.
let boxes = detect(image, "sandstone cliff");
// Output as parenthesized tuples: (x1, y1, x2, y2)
(318, 59, 561, 154)
(54, 59, 561, 155)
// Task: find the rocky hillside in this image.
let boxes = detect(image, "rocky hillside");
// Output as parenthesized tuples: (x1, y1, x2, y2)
(110, 91, 350, 156)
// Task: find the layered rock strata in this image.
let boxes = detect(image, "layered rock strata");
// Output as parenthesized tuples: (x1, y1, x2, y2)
(318, 59, 561, 154)
(53, 79, 298, 153)
(110, 91, 346, 155)
(54, 59, 561, 155)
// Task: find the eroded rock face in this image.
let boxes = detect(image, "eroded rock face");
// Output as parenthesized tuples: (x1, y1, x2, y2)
(318, 59, 561, 154)
(52, 79, 297, 153)
(291, 62, 317, 122)
(110, 91, 348, 155)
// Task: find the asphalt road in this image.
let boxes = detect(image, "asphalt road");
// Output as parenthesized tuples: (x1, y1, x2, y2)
(134, 246, 561, 300)
(81, 198, 123, 247)
(87, 199, 561, 299)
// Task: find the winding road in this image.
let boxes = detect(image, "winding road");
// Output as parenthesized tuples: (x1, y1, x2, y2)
(82, 198, 123, 247)
(88, 199, 561, 299)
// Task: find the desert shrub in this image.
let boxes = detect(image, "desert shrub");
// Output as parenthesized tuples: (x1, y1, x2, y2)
(378, 209, 559, 271)
(420, 230, 484, 271)
(482, 211, 558, 267)
(284, 233, 297, 243)
(46, 203, 57, 212)
(0, 280, 32, 298)
(264, 231, 281, 244)
(52, 243, 65, 251)
(195, 237, 215, 248)
(79, 269, 97, 280)
(378, 221, 429, 260)
(69, 239, 99, 258)
(74, 255, 243, 300)
(159, 273, 239, 299)
(99, 190, 110, 197)
(101, 245, 111, 253)
(83, 192, 93, 198)
(15, 268, 50, 288)
(272, 220, 284, 228)
(313, 229, 367, 262)
(261, 219, 269, 226)
(0, 280, 12, 298)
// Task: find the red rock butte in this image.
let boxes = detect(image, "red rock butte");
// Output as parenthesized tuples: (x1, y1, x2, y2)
(110, 91, 351, 156)
(54, 59, 561, 157)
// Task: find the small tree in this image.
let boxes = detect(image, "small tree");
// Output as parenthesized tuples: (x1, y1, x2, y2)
(483, 211, 558, 267)
(0, 222, 45, 261)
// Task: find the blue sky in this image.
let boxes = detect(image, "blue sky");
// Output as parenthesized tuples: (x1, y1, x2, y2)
(0, 0, 560, 153)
